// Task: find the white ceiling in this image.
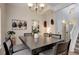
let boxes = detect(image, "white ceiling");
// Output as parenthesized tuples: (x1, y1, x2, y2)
(46, 3, 73, 12)
(6, 3, 74, 14)
(7, 3, 73, 11)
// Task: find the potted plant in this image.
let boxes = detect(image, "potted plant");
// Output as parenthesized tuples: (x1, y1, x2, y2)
(7, 31, 15, 36)
(7, 31, 16, 45)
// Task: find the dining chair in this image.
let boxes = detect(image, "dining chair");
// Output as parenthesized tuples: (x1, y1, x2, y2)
(5, 35, 28, 53)
(3, 39, 12, 55)
(50, 34, 61, 39)
(3, 39, 31, 55)
(24, 33, 32, 37)
(10, 36, 28, 54)
(54, 39, 71, 55)
(44, 33, 50, 37)
(44, 33, 61, 39)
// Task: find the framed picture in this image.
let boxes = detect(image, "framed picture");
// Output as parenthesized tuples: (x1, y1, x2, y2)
(12, 19, 27, 30)
(51, 19, 54, 25)
(44, 21, 47, 27)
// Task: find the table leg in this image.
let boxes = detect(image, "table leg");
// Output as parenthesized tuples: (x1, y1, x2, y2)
(32, 51, 39, 55)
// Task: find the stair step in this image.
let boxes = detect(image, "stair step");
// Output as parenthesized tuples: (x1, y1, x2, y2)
(74, 34, 79, 54)
(75, 44, 79, 47)
(75, 39, 79, 43)
(76, 41, 79, 43)
(74, 47, 79, 50)
(74, 48, 79, 53)
(76, 43, 79, 45)
(77, 39, 79, 41)
(77, 37, 79, 39)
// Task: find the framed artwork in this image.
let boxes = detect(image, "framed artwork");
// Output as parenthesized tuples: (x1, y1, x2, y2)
(44, 21, 47, 27)
(51, 19, 54, 25)
(18, 21, 22, 28)
(12, 19, 27, 30)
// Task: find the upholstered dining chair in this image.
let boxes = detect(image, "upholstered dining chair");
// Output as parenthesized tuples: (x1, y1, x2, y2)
(54, 40, 71, 55)
(3, 38, 31, 55)
(50, 34, 61, 39)
(44, 33, 61, 39)
(44, 33, 50, 37)
(24, 33, 32, 37)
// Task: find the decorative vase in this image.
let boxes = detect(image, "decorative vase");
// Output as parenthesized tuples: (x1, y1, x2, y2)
(11, 35, 16, 45)
(34, 33, 39, 39)
(34, 33, 39, 42)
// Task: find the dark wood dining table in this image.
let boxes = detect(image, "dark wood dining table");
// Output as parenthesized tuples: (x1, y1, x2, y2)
(19, 35, 64, 55)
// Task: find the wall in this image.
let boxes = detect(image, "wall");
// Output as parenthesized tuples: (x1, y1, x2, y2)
(41, 10, 56, 34)
(0, 4, 7, 45)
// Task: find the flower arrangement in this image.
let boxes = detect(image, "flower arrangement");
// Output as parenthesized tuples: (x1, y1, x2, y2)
(32, 25, 39, 34)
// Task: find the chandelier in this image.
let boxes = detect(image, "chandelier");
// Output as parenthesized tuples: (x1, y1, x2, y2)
(27, 3, 45, 13)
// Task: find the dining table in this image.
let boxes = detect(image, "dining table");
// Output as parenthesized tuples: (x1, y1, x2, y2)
(19, 34, 64, 55)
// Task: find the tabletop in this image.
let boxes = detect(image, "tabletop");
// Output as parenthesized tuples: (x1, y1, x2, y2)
(20, 35, 64, 50)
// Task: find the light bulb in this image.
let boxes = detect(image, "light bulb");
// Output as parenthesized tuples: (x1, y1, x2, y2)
(39, 3, 45, 8)
(27, 3, 33, 8)
(47, 27, 51, 33)
(62, 20, 66, 24)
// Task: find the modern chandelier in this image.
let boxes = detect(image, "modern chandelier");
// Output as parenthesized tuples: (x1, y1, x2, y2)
(27, 3, 45, 13)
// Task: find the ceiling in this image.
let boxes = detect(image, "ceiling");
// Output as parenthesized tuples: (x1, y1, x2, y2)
(7, 3, 73, 11)
(38, 3, 73, 15)
(47, 3, 73, 12)
(6, 3, 74, 15)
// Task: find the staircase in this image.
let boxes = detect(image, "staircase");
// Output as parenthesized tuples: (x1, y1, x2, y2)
(69, 22, 79, 53)
(74, 33, 79, 53)
(70, 23, 79, 52)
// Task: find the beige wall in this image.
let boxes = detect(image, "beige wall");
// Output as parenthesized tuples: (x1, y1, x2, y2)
(40, 10, 56, 34)
(0, 4, 7, 45)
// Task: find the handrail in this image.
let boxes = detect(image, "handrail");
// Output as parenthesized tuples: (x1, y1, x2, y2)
(70, 24, 78, 40)
(70, 23, 79, 51)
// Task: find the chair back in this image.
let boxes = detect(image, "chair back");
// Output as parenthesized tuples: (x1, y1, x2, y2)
(44, 33, 50, 37)
(44, 33, 61, 39)
(55, 40, 71, 55)
(3, 39, 13, 55)
(51, 34, 61, 39)
(24, 33, 32, 37)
